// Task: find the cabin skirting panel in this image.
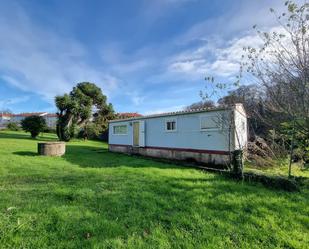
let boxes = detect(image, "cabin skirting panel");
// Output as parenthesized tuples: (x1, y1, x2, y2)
(109, 144, 230, 165)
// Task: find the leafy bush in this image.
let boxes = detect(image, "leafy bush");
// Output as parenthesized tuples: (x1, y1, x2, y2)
(21, 116, 47, 138)
(280, 121, 309, 165)
(304, 148, 309, 164)
(43, 127, 57, 134)
(6, 122, 20, 131)
(78, 123, 101, 140)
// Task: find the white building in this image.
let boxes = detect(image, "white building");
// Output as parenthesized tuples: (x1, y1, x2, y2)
(108, 104, 247, 166)
(44, 114, 58, 128)
(0, 112, 58, 128)
(0, 113, 12, 128)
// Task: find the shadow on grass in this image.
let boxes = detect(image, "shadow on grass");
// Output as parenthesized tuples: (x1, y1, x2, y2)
(63, 145, 182, 170)
(13, 151, 38, 157)
(63, 144, 309, 191)
(0, 131, 57, 141)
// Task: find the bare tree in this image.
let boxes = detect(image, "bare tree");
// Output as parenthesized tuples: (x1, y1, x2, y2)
(201, 1, 309, 176)
(185, 100, 215, 111)
(241, 1, 309, 176)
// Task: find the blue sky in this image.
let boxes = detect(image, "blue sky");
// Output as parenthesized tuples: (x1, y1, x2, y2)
(0, 0, 290, 114)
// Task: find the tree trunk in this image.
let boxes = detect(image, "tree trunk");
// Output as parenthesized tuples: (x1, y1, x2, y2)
(288, 117, 296, 178)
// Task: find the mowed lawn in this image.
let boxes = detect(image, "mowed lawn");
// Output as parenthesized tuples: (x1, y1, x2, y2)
(0, 131, 308, 249)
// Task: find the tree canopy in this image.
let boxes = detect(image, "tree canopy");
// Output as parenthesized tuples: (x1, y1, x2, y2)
(21, 116, 46, 138)
(55, 82, 114, 141)
(241, 0, 309, 135)
(185, 100, 215, 111)
(199, 0, 309, 170)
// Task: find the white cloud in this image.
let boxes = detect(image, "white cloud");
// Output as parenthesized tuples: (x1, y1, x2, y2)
(167, 31, 265, 78)
(0, 1, 118, 104)
(175, 0, 294, 45)
(122, 90, 146, 106)
(0, 0, 299, 116)
(1, 75, 29, 92)
(169, 59, 207, 74)
(0, 95, 30, 109)
(138, 0, 197, 26)
(131, 95, 145, 106)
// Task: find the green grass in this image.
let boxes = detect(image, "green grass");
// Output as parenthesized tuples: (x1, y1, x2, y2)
(245, 159, 309, 179)
(0, 131, 308, 249)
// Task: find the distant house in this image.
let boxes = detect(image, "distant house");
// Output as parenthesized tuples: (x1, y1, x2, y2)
(0, 112, 57, 128)
(10, 112, 47, 123)
(108, 104, 247, 166)
(0, 113, 12, 128)
(44, 113, 58, 128)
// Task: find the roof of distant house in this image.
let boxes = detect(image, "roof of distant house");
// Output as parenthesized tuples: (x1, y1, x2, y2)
(46, 113, 58, 117)
(117, 112, 143, 118)
(12, 112, 47, 117)
(0, 113, 12, 117)
(0, 112, 57, 118)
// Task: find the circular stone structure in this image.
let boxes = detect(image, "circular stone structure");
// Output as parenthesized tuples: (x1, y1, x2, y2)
(38, 142, 66, 156)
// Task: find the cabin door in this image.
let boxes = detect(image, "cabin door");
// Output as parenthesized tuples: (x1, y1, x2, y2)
(133, 122, 140, 146)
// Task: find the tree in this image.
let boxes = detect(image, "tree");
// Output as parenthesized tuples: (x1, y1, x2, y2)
(240, 1, 309, 129)
(200, 1, 309, 174)
(240, 1, 309, 174)
(21, 116, 46, 138)
(217, 85, 288, 139)
(55, 82, 114, 141)
(78, 104, 116, 140)
(92, 103, 115, 132)
(218, 85, 263, 135)
(185, 100, 215, 111)
(6, 122, 19, 131)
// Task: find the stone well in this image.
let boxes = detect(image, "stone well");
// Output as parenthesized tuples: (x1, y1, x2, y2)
(38, 142, 66, 156)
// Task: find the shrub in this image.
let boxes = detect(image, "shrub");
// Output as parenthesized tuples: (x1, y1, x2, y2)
(43, 127, 57, 134)
(21, 116, 47, 138)
(6, 122, 20, 131)
(304, 149, 309, 164)
(78, 123, 101, 140)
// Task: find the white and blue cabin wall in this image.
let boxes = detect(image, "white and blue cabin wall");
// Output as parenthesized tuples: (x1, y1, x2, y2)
(108, 105, 248, 166)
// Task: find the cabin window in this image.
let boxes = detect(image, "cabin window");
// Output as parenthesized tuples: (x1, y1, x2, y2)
(165, 119, 177, 131)
(113, 125, 127, 135)
(200, 116, 220, 130)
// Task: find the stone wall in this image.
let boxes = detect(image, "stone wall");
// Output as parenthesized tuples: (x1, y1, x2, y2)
(109, 144, 230, 165)
(38, 142, 66, 156)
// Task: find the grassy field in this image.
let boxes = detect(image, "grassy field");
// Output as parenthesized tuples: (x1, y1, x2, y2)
(245, 160, 309, 179)
(0, 131, 308, 249)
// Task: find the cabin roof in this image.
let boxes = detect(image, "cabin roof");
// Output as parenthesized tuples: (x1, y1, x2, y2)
(109, 104, 244, 123)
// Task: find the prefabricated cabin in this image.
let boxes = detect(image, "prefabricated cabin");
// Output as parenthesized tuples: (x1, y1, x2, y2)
(108, 104, 247, 165)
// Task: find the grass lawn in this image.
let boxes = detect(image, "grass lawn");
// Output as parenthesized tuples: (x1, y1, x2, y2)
(245, 160, 309, 179)
(0, 131, 308, 249)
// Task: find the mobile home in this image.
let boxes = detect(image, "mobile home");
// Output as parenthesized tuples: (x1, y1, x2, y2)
(108, 104, 247, 166)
